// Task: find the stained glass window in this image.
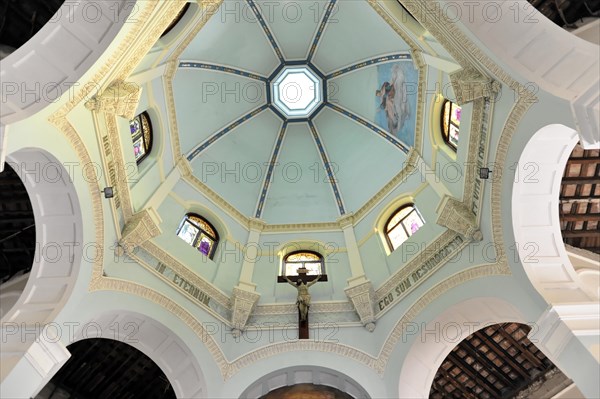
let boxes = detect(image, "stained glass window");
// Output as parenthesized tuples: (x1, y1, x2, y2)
(385, 205, 425, 251)
(283, 251, 323, 276)
(441, 100, 461, 151)
(130, 112, 152, 164)
(176, 213, 219, 259)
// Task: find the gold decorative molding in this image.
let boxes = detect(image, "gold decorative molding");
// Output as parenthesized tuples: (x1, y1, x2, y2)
(337, 213, 356, 229)
(118, 208, 162, 255)
(176, 156, 194, 178)
(247, 218, 267, 232)
(231, 286, 261, 335)
(44, 0, 535, 379)
(84, 80, 142, 120)
(345, 280, 377, 331)
(142, 241, 231, 308)
(450, 67, 500, 105)
(436, 196, 483, 242)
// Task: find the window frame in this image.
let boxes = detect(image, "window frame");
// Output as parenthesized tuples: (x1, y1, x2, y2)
(130, 111, 153, 165)
(384, 204, 425, 252)
(176, 213, 219, 260)
(441, 99, 461, 152)
(281, 250, 325, 277)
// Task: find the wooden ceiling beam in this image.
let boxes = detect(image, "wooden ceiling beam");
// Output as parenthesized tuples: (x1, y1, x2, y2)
(560, 213, 600, 222)
(474, 331, 531, 380)
(561, 230, 600, 238)
(447, 352, 502, 399)
(562, 176, 600, 185)
(495, 326, 544, 369)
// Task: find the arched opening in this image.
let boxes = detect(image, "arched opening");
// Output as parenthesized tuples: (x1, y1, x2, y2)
(241, 366, 370, 399)
(1, 148, 83, 324)
(397, 297, 528, 399)
(429, 323, 582, 399)
(559, 142, 600, 254)
(0, 0, 66, 59)
(64, 310, 208, 398)
(0, 162, 35, 318)
(261, 384, 354, 399)
(511, 124, 595, 304)
(37, 338, 176, 398)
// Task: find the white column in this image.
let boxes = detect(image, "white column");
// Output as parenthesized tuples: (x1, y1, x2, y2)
(339, 214, 377, 331)
(1, 326, 70, 398)
(231, 219, 264, 335)
(339, 214, 367, 285)
(530, 304, 600, 398)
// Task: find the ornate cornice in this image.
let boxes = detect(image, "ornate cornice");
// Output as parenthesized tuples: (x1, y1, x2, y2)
(231, 287, 261, 334)
(84, 80, 142, 119)
(44, 0, 532, 378)
(142, 241, 231, 308)
(450, 67, 500, 105)
(118, 208, 162, 254)
(436, 196, 482, 242)
(345, 280, 377, 331)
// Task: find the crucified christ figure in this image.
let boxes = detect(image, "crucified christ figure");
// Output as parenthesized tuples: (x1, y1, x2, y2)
(285, 274, 321, 322)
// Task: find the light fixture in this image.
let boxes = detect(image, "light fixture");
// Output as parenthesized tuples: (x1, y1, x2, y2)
(102, 187, 114, 198)
(479, 168, 492, 180)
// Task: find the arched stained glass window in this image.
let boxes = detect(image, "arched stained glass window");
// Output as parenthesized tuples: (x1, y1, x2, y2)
(283, 251, 323, 276)
(441, 100, 461, 151)
(385, 204, 425, 251)
(176, 213, 219, 259)
(130, 111, 152, 164)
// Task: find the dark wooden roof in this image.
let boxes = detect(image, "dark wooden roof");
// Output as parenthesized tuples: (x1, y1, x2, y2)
(560, 143, 600, 254)
(0, 163, 35, 283)
(429, 323, 563, 399)
(528, 0, 600, 27)
(0, 0, 65, 52)
(36, 338, 176, 399)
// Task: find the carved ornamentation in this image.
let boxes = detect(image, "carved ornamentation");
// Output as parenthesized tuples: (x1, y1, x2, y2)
(176, 156, 193, 178)
(436, 196, 483, 241)
(118, 208, 162, 254)
(247, 218, 267, 232)
(345, 280, 377, 331)
(450, 67, 500, 105)
(231, 287, 261, 335)
(338, 213, 355, 229)
(84, 80, 142, 119)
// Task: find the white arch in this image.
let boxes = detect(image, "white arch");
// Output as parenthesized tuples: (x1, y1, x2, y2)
(70, 310, 207, 399)
(240, 365, 371, 399)
(2, 148, 84, 325)
(397, 297, 526, 398)
(0, 0, 136, 125)
(450, 1, 599, 149)
(511, 124, 594, 304)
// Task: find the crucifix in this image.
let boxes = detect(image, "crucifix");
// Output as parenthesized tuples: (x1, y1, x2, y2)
(284, 267, 321, 339)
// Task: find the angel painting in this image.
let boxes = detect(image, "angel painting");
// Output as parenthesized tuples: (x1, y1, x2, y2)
(375, 62, 418, 145)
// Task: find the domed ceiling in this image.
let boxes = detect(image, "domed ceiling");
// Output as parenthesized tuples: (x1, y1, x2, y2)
(171, 0, 420, 224)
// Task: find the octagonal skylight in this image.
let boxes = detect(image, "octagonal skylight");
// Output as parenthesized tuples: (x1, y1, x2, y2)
(271, 66, 322, 118)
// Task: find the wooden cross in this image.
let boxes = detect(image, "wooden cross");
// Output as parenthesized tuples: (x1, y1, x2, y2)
(280, 268, 325, 340)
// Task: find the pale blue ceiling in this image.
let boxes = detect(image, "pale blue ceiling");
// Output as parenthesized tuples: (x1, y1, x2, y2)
(171, 0, 418, 224)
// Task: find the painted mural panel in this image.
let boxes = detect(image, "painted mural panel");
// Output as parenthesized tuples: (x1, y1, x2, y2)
(375, 61, 418, 147)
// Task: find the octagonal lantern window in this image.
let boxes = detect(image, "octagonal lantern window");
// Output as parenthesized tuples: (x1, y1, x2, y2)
(271, 66, 323, 118)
